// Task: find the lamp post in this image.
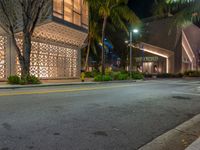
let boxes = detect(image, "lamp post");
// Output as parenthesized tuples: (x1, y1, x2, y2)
(125, 28, 139, 78)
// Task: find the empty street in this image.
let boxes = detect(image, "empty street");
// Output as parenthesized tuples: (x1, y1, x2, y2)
(0, 79, 200, 150)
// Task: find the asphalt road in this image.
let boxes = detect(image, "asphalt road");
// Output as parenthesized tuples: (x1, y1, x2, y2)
(0, 79, 200, 150)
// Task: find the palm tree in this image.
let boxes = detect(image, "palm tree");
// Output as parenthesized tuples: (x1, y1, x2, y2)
(86, 0, 140, 75)
(84, 3, 101, 71)
(154, 0, 200, 24)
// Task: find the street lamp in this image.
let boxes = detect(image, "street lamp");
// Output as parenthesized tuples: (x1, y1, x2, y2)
(133, 29, 139, 34)
(128, 28, 139, 77)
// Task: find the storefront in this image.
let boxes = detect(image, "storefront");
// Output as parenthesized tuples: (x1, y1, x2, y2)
(135, 56, 166, 74)
(0, 0, 88, 80)
(134, 17, 200, 74)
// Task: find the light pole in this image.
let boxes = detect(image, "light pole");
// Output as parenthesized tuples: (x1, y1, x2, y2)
(125, 29, 139, 78)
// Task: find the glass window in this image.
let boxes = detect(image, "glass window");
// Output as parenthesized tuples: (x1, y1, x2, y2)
(82, 2, 88, 26)
(74, 13, 81, 26)
(53, 0, 63, 18)
(74, 0, 81, 13)
(64, 0, 73, 22)
(53, 0, 88, 28)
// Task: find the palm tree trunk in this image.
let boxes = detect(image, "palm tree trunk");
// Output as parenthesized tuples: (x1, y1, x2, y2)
(101, 16, 107, 75)
(84, 37, 91, 71)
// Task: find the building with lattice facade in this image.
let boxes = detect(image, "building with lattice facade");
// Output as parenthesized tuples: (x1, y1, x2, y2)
(0, 0, 88, 80)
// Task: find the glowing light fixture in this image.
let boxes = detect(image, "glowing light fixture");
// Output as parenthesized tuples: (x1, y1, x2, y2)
(133, 29, 139, 34)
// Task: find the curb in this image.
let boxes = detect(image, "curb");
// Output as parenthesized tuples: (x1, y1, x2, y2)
(0, 80, 138, 90)
(138, 114, 200, 150)
(186, 138, 200, 150)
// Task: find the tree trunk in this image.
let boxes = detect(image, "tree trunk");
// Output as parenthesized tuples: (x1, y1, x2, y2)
(101, 16, 107, 75)
(84, 37, 91, 71)
(21, 32, 32, 77)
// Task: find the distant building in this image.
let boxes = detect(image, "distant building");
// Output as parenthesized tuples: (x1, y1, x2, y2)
(0, 0, 88, 80)
(133, 17, 200, 74)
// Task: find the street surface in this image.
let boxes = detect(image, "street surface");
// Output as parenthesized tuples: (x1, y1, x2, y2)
(0, 79, 200, 150)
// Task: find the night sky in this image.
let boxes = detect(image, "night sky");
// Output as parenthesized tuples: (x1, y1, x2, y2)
(128, 0, 155, 18)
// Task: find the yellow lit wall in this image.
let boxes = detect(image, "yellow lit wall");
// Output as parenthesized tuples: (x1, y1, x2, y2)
(0, 36, 6, 79)
(53, 0, 88, 28)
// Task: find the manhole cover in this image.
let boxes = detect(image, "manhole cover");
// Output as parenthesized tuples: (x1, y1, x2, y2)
(93, 131, 108, 137)
(172, 96, 191, 100)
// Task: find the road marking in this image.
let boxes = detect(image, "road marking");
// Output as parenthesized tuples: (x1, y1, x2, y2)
(0, 83, 151, 97)
(172, 91, 200, 96)
(149, 80, 200, 86)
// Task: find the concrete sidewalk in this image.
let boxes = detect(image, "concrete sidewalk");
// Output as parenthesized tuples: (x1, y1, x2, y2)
(186, 138, 200, 150)
(139, 114, 200, 150)
(0, 79, 95, 89)
(0, 79, 139, 89)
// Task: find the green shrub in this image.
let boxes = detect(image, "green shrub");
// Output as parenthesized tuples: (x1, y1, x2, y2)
(19, 77, 28, 85)
(103, 75, 112, 81)
(111, 72, 121, 80)
(7, 75, 21, 84)
(85, 70, 100, 78)
(85, 72, 93, 78)
(184, 71, 200, 77)
(111, 72, 129, 80)
(174, 73, 184, 78)
(132, 72, 144, 80)
(94, 75, 112, 81)
(120, 70, 129, 74)
(94, 75, 102, 81)
(7, 75, 41, 85)
(143, 74, 153, 78)
(26, 75, 41, 84)
(157, 73, 183, 78)
(118, 74, 129, 80)
(157, 73, 173, 78)
(105, 68, 112, 76)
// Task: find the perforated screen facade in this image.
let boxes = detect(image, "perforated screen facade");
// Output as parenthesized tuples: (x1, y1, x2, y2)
(0, 36, 7, 79)
(16, 39, 78, 79)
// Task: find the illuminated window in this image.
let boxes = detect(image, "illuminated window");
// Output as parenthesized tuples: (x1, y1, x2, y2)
(74, 13, 81, 26)
(82, 2, 88, 26)
(53, 0, 63, 18)
(53, 0, 88, 28)
(74, 0, 81, 13)
(64, 0, 73, 22)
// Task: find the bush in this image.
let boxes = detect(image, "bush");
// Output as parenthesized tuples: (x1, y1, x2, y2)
(143, 74, 153, 78)
(118, 74, 129, 80)
(94, 75, 112, 81)
(112, 72, 129, 80)
(7, 75, 21, 84)
(94, 75, 102, 81)
(111, 72, 120, 80)
(7, 75, 41, 85)
(184, 71, 200, 77)
(85, 72, 93, 78)
(26, 75, 41, 84)
(157, 73, 183, 78)
(132, 72, 144, 80)
(19, 77, 28, 85)
(103, 75, 112, 81)
(174, 73, 184, 78)
(157, 73, 173, 78)
(105, 68, 112, 76)
(85, 70, 100, 78)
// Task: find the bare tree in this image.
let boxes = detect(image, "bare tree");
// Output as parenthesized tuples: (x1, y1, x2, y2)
(0, 0, 51, 77)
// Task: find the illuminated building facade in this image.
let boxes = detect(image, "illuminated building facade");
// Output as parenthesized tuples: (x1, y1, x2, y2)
(0, 0, 88, 80)
(134, 17, 200, 74)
